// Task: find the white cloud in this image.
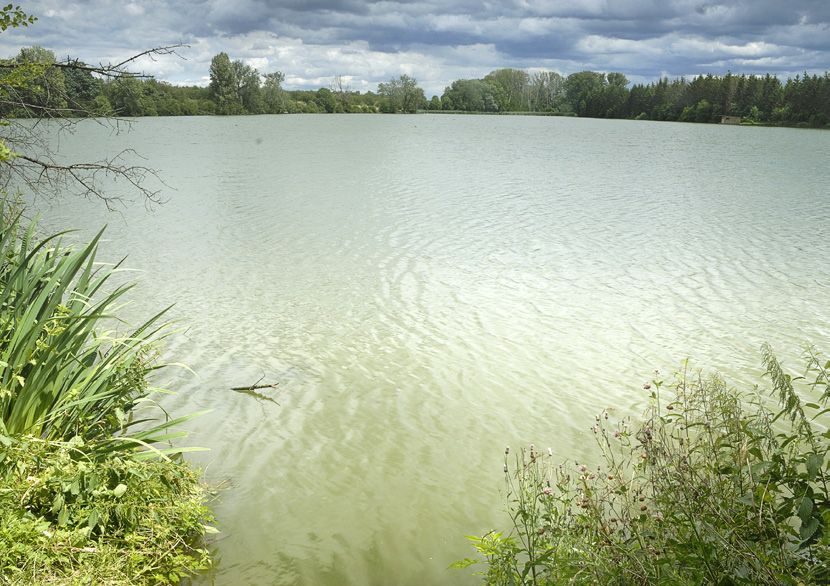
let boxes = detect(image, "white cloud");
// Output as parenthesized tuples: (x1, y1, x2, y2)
(0, 0, 827, 95)
(125, 3, 144, 17)
(577, 35, 662, 55)
(672, 37, 781, 57)
(428, 14, 484, 35)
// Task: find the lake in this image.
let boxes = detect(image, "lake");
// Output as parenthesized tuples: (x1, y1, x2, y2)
(34, 114, 830, 585)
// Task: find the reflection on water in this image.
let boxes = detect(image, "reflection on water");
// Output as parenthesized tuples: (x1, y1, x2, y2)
(37, 115, 830, 585)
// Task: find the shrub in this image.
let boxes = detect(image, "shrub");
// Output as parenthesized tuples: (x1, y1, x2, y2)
(0, 210, 216, 584)
(454, 345, 830, 585)
(0, 437, 214, 585)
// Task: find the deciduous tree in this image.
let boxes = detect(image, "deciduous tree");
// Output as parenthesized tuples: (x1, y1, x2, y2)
(484, 68, 530, 111)
(209, 52, 243, 115)
(330, 75, 352, 110)
(377, 74, 425, 113)
(529, 71, 564, 112)
(263, 71, 286, 113)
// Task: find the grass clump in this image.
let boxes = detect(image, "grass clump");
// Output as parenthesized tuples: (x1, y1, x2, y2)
(0, 438, 214, 585)
(0, 210, 215, 584)
(454, 345, 830, 585)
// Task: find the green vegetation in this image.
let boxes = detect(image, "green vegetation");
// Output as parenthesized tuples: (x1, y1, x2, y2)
(377, 74, 425, 113)
(454, 345, 830, 584)
(0, 438, 213, 585)
(3, 35, 829, 126)
(0, 6, 216, 584)
(0, 209, 216, 585)
(0, 211, 207, 454)
(440, 68, 830, 127)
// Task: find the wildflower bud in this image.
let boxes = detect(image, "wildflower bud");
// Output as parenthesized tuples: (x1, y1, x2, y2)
(639, 496, 645, 502)
(643, 382, 651, 390)
(666, 405, 674, 410)
(654, 369, 660, 375)
(640, 505, 648, 511)
(604, 412, 608, 419)
(530, 443, 535, 451)
(641, 453, 648, 459)
(505, 446, 510, 454)
(504, 465, 508, 473)
(595, 414, 600, 421)
(613, 429, 621, 438)
(548, 447, 553, 456)
(608, 474, 614, 480)
(588, 474, 596, 480)
(579, 465, 587, 472)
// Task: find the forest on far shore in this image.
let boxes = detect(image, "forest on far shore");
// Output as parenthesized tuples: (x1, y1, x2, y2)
(3, 46, 830, 127)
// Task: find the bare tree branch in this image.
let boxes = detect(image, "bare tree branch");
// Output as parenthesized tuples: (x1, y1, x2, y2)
(0, 45, 186, 207)
(0, 45, 188, 79)
(12, 152, 165, 211)
(52, 44, 188, 79)
(109, 44, 187, 74)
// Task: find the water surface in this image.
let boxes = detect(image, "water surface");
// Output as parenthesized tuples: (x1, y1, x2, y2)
(36, 115, 830, 585)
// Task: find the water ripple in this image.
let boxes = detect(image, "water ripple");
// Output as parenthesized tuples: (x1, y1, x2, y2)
(35, 115, 830, 586)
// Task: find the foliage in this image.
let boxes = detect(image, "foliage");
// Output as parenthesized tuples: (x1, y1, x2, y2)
(0, 436, 215, 585)
(0, 8, 216, 584)
(377, 74, 427, 113)
(441, 79, 504, 112)
(0, 210, 215, 583)
(0, 8, 181, 205)
(0, 210, 208, 457)
(6, 46, 67, 116)
(0, 4, 33, 31)
(484, 69, 531, 111)
(3, 33, 828, 125)
(528, 71, 565, 112)
(455, 345, 830, 584)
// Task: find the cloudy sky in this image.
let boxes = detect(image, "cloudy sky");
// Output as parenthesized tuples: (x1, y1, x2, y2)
(0, 0, 828, 97)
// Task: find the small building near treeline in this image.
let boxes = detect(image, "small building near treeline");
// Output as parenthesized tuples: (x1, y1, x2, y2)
(720, 116, 742, 125)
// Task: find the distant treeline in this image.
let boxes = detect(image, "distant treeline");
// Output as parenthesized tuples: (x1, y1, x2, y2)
(3, 46, 829, 127)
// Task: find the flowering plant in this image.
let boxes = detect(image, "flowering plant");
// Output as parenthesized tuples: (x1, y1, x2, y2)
(454, 345, 830, 585)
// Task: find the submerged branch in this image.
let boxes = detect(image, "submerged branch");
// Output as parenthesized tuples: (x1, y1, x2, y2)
(230, 384, 279, 391)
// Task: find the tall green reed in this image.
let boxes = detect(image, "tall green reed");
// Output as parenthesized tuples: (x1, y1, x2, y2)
(0, 210, 207, 458)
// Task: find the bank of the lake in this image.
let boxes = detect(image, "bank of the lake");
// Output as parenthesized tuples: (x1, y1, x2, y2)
(0, 212, 216, 585)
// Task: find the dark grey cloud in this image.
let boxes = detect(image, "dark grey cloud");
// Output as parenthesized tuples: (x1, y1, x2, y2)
(0, 0, 827, 96)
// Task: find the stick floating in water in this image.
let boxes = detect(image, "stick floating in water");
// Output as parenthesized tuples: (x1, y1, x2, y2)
(230, 383, 278, 391)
